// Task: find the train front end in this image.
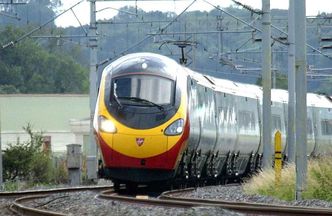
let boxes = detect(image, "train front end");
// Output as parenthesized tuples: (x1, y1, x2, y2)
(94, 53, 189, 185)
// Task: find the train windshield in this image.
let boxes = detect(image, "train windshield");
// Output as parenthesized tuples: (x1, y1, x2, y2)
(113, 75, 174, 106)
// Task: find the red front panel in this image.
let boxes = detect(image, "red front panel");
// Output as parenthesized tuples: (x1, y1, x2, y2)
(96, 119, 190, 170)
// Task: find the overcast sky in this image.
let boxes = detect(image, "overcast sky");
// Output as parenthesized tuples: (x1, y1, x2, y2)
(55, 0, 332, 27)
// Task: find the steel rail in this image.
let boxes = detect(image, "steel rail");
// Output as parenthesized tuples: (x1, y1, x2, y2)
(160, 188, 332, 215)
(8, 185, 332, 215)
(4, 186, 113, 215)
(10, 194, 66, 216)
(0, 185, 112, 198)
(97, 189, 196, 208)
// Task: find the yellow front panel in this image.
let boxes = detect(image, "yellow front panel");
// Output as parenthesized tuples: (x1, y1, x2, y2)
(96, 70, 188, 159)
(113, 134, 167, 158)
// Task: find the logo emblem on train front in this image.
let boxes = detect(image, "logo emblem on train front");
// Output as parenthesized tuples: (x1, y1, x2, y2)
(136, 138, 145, 147)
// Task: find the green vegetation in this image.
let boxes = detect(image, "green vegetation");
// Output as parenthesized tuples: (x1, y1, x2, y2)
(2, 124, 68, 190)
(1, 2, 332, 94)
(243, 157, 332, 201)
(256, 71, 288, 89)
(0, 26, 88, 94)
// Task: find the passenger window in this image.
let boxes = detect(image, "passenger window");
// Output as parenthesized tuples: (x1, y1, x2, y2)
(218, 107, 228, 124)
(272, 115, 281, 131)
(238, 111, 256, 130)
(307, 119, 313, 135)
(321, 119, 332, 135)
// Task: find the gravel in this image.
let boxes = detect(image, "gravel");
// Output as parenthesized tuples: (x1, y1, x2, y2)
(0, 198, 15, 216)
(182, 185, 332, 208)
(1, 184, 332, 215)
(22, 191, 240, 216)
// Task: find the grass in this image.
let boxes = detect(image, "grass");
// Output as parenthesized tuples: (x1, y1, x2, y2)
(243, 156, 332, 201)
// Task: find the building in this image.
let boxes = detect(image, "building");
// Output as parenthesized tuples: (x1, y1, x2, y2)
(0, 94, 90, 153)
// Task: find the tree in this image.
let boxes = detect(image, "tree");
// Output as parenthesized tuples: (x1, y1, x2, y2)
(0, 26, 89, 93)
(256, 71, 288, 90)
(0, 0, 62, 26)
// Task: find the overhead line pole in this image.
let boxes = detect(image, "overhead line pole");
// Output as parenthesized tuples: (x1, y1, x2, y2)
(0, 108, 2, 190)
(287, 0, 295, 163)
(88, 0, 98, 181)
(295, 0, 307, 201)
(225, 0, 332, 61)
(270, 19, 332, 61)
(262, 0, 272, 168)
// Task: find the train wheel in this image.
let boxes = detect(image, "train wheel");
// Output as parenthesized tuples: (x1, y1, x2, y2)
(113, 181, 120, 191)
(126, 182, 137, 192)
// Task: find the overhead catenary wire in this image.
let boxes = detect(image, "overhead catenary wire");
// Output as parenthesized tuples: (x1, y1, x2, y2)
(202, 0, 287, 46)
(231, 0, 332, 61)
(0, 11, 20, 20)
(1, 0, 85, 49)
(3, 0, 331, 80)
(97, 0, 197, 66)
(70, 8, 88, 35)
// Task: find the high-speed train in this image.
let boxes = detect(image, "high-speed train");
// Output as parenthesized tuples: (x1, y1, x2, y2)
(93, 52, 332, 188)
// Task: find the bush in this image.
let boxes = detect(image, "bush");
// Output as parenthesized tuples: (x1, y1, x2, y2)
(52, 156, 68, 184)
(243, 164, 296, 201)
(3, 124, 54, 184)
(303, 157, 332, 201)
(243, 157, 332, 201)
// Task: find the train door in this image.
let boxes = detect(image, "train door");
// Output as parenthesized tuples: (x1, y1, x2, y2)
(235, 96, 260, 175)
(197, 85, 217, 173)
(315, 108, 332, 155)
(271, 101, 286, 155)
(187, 78, 201, 154)
(307, 107, 316, 156)
(215, 92, 237, 154)
(282, 102, 288, 157)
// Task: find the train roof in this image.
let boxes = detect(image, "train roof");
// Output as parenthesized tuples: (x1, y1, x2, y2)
(103, 53, 332, 109)
(307, 93, 332, 108)
(186, 68, 261, 99)
(271, 89, 289, 103)
(270, 90, 332, 108)
(186, 67, 332, 109)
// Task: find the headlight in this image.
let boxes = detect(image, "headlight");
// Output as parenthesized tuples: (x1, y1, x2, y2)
(164, 119, 184, 136)
(98, 116, 117, 133)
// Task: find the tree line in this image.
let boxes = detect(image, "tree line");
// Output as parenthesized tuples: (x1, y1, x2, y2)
(1, 1, 332, 94)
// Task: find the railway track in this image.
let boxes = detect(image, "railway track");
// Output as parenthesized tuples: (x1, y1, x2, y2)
(99, 187, 332, 215)
(2, 185, 332, 215)
(0, 185, 113, 198)
(0, 185, 112, 216)
(161, 188, 332, 215)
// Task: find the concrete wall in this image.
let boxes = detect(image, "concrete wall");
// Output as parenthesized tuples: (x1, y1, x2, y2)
(0, 94, 90, 153)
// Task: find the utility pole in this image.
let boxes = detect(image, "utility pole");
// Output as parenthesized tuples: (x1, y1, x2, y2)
(287, 0, 295, 163)
(262, 0, 272, 168)
(217, 13, 223, 61)
(0, 108, 3, 190)
(295, 0, 307, 201)
(88, 0, 98, 181)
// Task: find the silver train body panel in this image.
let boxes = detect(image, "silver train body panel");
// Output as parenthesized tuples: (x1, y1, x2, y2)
(182, 67, 332, 178)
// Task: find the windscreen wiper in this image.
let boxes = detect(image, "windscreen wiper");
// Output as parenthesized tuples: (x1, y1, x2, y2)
(118, 96, 164, 111)
(113, 95, 123, 109)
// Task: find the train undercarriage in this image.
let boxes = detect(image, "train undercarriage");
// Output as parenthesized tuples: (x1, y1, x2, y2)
(98, 152, 263, 191)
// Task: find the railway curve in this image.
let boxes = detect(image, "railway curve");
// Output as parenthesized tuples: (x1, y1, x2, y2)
(2, 185, 332, 215)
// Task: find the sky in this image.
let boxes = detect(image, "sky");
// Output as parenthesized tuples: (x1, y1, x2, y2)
(55, 0, 332, 27)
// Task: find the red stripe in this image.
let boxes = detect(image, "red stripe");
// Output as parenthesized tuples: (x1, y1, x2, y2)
(97, 118, 190, 170)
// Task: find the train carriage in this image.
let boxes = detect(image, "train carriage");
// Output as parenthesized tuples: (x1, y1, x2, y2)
(94, 52, 332, 188)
